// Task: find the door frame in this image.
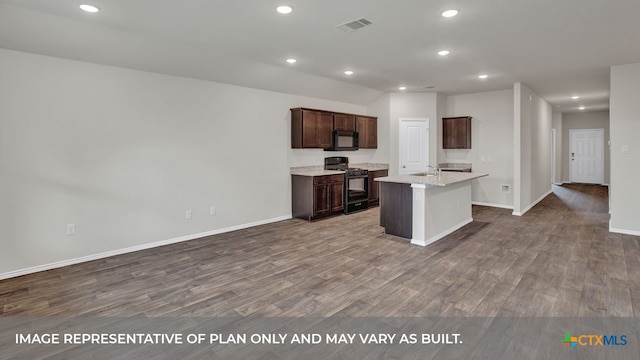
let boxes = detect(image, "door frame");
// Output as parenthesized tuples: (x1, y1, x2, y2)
(551, 129, 556, 184)
(569, 128, 604, 184)
(399, 118, 429, 174)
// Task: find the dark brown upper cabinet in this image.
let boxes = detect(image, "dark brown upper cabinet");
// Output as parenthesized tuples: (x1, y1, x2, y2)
(291, 108, 378, 149)
(291, 108, 333, 148)
(333, 113, 356, 131)
(356, 116, 378, 149)
(443, 116, 472, 149)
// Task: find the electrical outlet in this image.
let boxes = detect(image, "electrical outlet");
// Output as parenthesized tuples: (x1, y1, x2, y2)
(622, 145, 630, 154)
(66, 224, 76, 235)
(185, 210, 192, 220)
(210, 206, 216, 216)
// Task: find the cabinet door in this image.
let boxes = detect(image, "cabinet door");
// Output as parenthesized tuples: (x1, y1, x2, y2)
(442, 118, 458, 148)
(333, 114, 356, 131)
(365, 118, 377, 148)
(330, 181, 344, 213)
(313, 184, 331, 217)
(443, 116, 471, 149)
(318, 112, 333, 147)
(301, 110, 320, 147)
(356, 116, 378, 148)
(300, 109, 332, 148)
(368, 170, 388, 204)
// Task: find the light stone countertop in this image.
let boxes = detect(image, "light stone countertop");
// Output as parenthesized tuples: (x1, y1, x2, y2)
(290, 163, 389, 176)
(352, 163, 389, 171)
(375, 172, 488, 187)
(290, 169, 344, 176)
(438, 163, 472, 171)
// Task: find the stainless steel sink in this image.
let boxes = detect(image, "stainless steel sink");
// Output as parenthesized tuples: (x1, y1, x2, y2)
(410, 165, 440, 177)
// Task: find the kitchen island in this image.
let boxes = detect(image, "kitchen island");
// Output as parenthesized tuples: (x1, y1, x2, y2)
(375, 172, 488, 246)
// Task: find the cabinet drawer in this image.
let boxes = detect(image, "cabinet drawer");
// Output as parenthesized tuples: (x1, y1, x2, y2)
(314, 174, 344, 184)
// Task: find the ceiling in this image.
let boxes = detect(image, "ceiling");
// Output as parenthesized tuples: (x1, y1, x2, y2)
(1, 0, 639, 112)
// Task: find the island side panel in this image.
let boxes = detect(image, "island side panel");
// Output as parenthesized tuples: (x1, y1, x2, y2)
(291, 175, 313, 220)
(411, 181, 473, 246)
(379, 182, 413, 239)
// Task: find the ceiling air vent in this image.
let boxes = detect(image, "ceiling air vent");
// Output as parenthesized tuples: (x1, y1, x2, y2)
(336, 17, 373, 33)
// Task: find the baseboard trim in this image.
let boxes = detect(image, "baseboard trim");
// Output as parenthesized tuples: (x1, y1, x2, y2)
(512, 189, 553, 216)
(411, 217, 473, 247)
(562, 181, 609, 187)
(471, 201, 514, 210)
(0, 214, 292, 281)
(609, 225, 640, 236)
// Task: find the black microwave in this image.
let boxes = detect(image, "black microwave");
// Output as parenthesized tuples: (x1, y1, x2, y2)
(325, 130, 359, 151)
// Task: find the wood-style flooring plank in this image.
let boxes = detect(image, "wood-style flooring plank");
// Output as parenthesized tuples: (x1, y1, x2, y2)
(2, 184, 639, 318)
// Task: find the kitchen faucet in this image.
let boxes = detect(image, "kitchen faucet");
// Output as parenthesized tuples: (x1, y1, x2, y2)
(426, 165, 441, 176)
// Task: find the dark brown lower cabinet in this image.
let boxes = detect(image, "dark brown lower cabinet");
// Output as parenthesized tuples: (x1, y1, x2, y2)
(367, 169, 388, 206)
(292, 174, 344, 220)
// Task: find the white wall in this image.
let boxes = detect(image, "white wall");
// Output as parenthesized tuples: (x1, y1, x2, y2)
(444, 89, 515, 208)
(366, 93, 391, 165)
(610, 63, 640, 235)
(385, 93, 439, 175)
(561, 111, 610, 184)
(0, 48, 376, 276)
(436, 93, 448, 163)
(513, 82, 552, 216)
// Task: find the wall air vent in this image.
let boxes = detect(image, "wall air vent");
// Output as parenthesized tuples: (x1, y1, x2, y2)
(336, 17, 373, 32)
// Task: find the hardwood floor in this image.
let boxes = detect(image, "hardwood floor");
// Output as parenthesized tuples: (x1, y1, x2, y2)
(2, 184, 639, 317)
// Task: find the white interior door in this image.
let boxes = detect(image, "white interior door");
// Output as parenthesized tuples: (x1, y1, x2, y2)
(570, 129, 604, 184)
(399, 118, 429, 174)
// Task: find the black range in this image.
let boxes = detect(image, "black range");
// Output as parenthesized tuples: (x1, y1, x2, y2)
(324, 156, 369, 214)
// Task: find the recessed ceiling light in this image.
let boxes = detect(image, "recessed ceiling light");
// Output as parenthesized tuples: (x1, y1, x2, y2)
(579, 106, 586, 110)
(571, 96, 580, 100)
(442, 9, 459, 18)
(478, 74, 488, 79)
(286, 58, 297, 64)
(344, 70, 354, 75)
(79, 4, 100, 13)
(276, 5, 293, 14)
(438, 50, 451, 56)
(399, 86, 407, 91)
